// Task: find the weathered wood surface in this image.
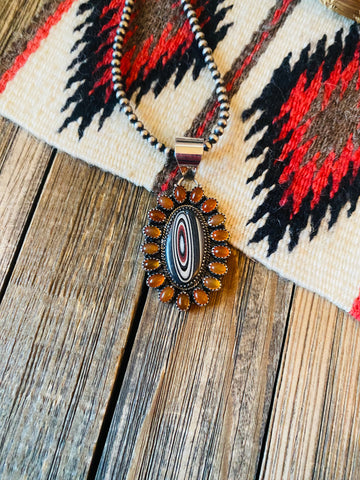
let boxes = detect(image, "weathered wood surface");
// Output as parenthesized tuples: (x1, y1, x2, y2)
(96, 252, 293, 480)
(260, 289, 360, 480)
(0, 153, 152, 479)
(0, 118, 53, 292)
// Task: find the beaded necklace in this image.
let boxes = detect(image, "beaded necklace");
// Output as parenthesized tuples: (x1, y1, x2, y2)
(112, 0, 231, 311)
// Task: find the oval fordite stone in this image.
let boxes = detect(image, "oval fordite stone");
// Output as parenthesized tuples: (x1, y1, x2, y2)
(164, 207, 205, 288)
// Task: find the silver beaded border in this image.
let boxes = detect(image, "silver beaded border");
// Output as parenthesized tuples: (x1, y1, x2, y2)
(112, 0, 230, 156)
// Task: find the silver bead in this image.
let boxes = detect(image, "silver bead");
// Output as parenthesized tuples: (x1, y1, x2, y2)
(198, 39, 208, 48)
(111, 0, 230, 158)
(121, 13, 130, 23)
(208, 61, 217, 71)
(116, 27, 126, 36)
(204, 141, 212, 151)
(204, 54, 214, 64)
(220, 102, 230, 111)
(116, 89, 126, 98)
(209, 134, 219, 144)
(219, 110, 230, 119)
(141, 129, 149, 138)
(218, 94, 229, 103)
(114, 78, 124, 86)
(202, 47, 212, 56)
(216, 86, 226, 95)
(214, 126, 224, 136)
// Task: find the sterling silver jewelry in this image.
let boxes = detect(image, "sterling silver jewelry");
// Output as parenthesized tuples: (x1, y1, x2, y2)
(112, 0, 231, 311)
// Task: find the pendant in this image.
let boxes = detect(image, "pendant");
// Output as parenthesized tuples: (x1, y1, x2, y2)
(141, 138, 230, 311)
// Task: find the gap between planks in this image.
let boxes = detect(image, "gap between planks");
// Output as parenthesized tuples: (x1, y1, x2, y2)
(96, 251, 293, 480)
(0, 150, 155, 479)
(258, 288, 360, 480)
(0, 118, 55, 294)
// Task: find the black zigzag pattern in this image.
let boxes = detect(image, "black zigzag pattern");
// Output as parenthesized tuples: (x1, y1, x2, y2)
(243, 24, 360, 256)
(59, 0, 232, 139)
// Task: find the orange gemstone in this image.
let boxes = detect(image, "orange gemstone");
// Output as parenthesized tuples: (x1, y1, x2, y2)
(211, 229, 229, 241)
(212, 245, 230, 259)
(157, 195, 174, 210)
(141, 243, 160, 255)
(203, 276, 221, 291)
(201, 198, 217, 213)
(174, 185, 187, 203)
(143, 225, 161, 239)
(159, 286, 175, 303)
(176, 292, 190, 311)
(148, 209, 166, 223)
(193, 289, 209, 306)
(147, 274, 165, 288)
(143, 259, 160, 271)
(209, 262, 227, 275)
(190, 187, 204, 204)
(208, 213, 225, 227)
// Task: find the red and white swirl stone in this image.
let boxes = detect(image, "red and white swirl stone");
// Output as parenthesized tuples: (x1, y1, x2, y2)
(164, 208, 205, 288)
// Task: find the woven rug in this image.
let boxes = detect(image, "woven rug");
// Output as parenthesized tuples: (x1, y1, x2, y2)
(1, 0, 360, 319)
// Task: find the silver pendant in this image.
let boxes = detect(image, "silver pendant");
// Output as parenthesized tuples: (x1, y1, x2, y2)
(141, 138, 230, 311)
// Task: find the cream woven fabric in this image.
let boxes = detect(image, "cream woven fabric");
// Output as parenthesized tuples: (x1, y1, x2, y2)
(1, 0, 360, 318)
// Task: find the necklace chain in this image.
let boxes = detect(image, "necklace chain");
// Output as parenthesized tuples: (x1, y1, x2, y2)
(112, 0, 230, 158)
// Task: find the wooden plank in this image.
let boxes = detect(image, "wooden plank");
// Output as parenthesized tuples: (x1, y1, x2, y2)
(96, 251, 294, 480)
(0, 152, 153, 479)
(259, 288, 360, 479)
(0, 117, 53, 290)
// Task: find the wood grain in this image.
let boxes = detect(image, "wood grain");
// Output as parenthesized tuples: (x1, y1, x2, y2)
(259, 288, 360, 479)
(0, 117, 53, 291)
(96, 251, 294, 480)
(0, 152, 153, 479)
